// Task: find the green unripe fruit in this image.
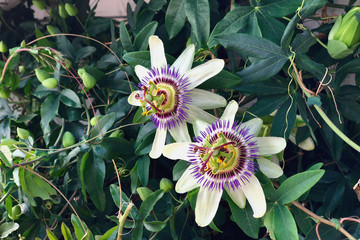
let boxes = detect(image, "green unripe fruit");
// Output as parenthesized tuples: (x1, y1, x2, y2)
(42, 78, 58, 89)
(78, 68, 97, 89)
(109, 130, 124, 138)
(35, 68, 50, 82)
(46, 25, 57, 35)
(90, 115, 102, 126)
(32, 0, 46, 10)
(0, 41, 8, 53)
(65, 3, 78, 16)
(17, 127, 30, 140)
(0, 88, 10, 99)
(136, 187, 153, 201)
(18, 65, 25, 74)
(62, 131, 75, 147)
(159, 178, 173, 192)
(59, 4, 68, 18)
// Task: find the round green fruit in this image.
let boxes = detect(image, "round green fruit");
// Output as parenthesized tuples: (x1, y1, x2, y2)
(42, 78, 58, 89)
(65, 3, 78, 16)
(0, 41, 8, 53)
(59, 4, 68, 18)
(160, 178, 173, 192)
(35, 68, 50, 82)
(62, 131, 75, 148)
(78, 68, 97, 89)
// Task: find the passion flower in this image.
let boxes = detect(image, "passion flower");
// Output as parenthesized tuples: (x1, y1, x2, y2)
(128, 36, 226, 159)
(163, 101, 286, 227)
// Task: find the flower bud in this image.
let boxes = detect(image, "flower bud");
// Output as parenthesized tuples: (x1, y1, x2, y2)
(0, 87, 10, 99)
(32, 0, 46, 10)
(137, 187, 153, 201)
(42, 78, 58, 89)
(78, 68, 97, 89)
(59, 4, 68, 18)
(0, 41, 8, 53)
(65, 3, 78, 16)
(35, 68, 50, 83)
(289, 128, 315, 151)
(328, 7, 360, 59)
(20, 40, 26, 48)
(18, 65, 25, 74)
(17, 127, 30, 140)
(159, 178, 173, 192)
(62, 131, 75, 147)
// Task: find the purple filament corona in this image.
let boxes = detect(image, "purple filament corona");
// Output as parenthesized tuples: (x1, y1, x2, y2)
(138, 65, 192, 129)
(188, 120, 259, 191)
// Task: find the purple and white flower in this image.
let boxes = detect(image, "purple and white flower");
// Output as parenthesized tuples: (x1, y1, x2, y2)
(128, 36, 226, 159)
(163, 100, 286, 227)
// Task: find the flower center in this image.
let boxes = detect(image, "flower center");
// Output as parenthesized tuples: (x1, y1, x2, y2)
(195, 132, 238, 175)
(136, 81, 177, 116)
(134, 66, 191, 129)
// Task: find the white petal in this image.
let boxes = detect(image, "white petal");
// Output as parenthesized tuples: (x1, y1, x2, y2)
(189, 89, 227, 109)
(242, 118, 263, 136)
(128, 91, 142, 106)
(258, 157, 283, 178)
(298, 137, 315, 151)
(171, 44, 195, 75)
(225, 185, 246, 208)
(220, 100, 238, 125)
(195, 187, 223, 227)
(149, 36, 167, 68)
(254, 137, 286, 155)
(193, 119, 209, 136)
(149, 128, 167, 159)
(241, 175, 266, 218)
(163, 142, 193, 161)
(175, 167, 200, 193)
(186, 105, 217, 124)
(185, 59, 225, 90)
(134, 65, 150, 80)
(168, 122, 191, 142)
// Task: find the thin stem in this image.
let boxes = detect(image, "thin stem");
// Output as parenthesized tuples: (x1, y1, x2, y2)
(292, 201, 356, 240)
(53, 118, 65, 147)
(82, 96, 91, 137)
(0, 186, 15, 204)
(117, 202, 134, 240)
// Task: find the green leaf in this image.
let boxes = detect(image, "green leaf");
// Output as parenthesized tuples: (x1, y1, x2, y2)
(0, 145, 12, 167)
(143, 220, 167, 232)
(172, 160, 188, 181)
(248, 94, 288, 117)
(199, 69, 242, 89)
(132, 221, 144, 240)
(233, 79, 288, 95)
(281, 14, 300, 49)
(291, 31, 317, 54)
(322, 180, 345, 214)
(99, 226, 117, 240)
(276, 170, 325, 204)
(93, 137, 134, 159)
(137, 155, 150, 186)
(60, 89, 81, 108)
(227, 194, 260, 238)
(208, 6, 253, 47)
(109, 184, 140, 220)
(264, 203, 298, 240)
(185, 0, 210, 45)
(139, 189, 164, 220)
(338, 57, 360, 73)
(119, 22, 133, 52)
(305, 223, 342, 240)
(295, 53, 330, 82)
(134, 123, 156, 155)
(0, 139, 27, 147)
(258, 0, 302, 17)
(40, 93, 60, 145)
(165, 0, 186, 39)
(83, 151, 106, 211)
(337, 85, 360, 123)
(61, 222, 73, 240)
(270, 96, 297, 140)
(209, 221, 222, 233)
(56, 36, 76, 60)
(216, 33, 288, 59)
(133, 21, 158, 51)
(147, 0, 167, 11)
(299, 0, 326, 18)
(257, 12, 285, 44)
(76, 46, 97, 60)
(291, 206, 314, 235)
(89, 112, 116, 139)
(19, 167, 56, 205)
(0, 222, 19, 238)
(46, 229, 58, 240)
(238, 56, 288, 83)
(71, 214, 94, 240)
